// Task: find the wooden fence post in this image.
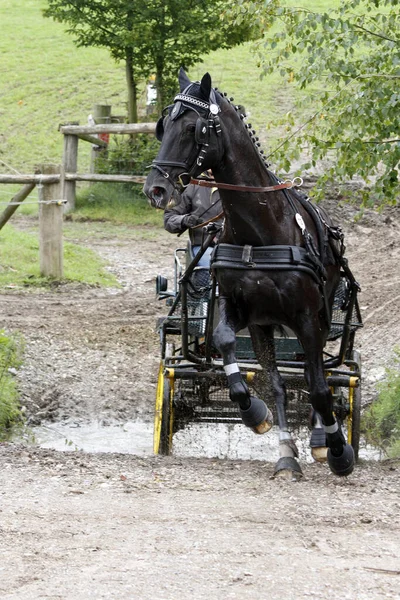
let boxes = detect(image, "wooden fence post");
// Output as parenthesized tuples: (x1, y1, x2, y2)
(62, 132, 78, 213)
(90, 104, 111, 174)
(38, 164, 64, 279)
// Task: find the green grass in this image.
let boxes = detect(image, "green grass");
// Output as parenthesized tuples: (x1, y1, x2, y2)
(0, 0, 127, 175)
(0, 329, 24, 439)
(73, 183, 164, 226)
(0, 224, 118, 288)
(363, 349, 400, 458)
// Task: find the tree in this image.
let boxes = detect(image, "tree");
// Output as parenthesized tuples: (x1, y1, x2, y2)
(43, 0, 264, 123)
(231, 0, 400, 207)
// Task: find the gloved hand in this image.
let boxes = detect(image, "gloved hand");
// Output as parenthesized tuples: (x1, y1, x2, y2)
(182, 214, 200, 228)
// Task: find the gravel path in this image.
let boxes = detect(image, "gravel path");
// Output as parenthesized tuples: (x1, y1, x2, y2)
(0, 200, 399, 599)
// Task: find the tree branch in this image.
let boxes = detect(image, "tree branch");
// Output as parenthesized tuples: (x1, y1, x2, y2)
(304, 138, 400, 147)
(62, 1, 119, 40)
(353, 23, 399, 44)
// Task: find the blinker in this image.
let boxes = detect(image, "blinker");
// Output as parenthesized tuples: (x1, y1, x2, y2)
(195, 117, 209, 145)
(170, 101, 186, 121)
(155, 116, 164, 142)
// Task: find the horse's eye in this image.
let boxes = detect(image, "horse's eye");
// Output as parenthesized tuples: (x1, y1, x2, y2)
(186, 124, 196, 134)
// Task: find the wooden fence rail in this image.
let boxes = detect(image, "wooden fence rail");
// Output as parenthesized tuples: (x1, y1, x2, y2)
(0, 183, 36, 230)
(60, 123, 156, 136)
(0, 173, 147, 185)
(0, 174, 61, 184)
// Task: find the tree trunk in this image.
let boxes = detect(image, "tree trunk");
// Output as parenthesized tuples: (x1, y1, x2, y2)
(155, 5, 166, 113)
(125, 49, 138, 123)
(155, 68, 164, 114)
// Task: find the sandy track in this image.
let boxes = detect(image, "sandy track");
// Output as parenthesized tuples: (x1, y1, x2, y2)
(0, 201, 399, 598)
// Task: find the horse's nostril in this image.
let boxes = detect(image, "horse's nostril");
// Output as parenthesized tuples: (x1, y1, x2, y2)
(153, 187, 161, 196)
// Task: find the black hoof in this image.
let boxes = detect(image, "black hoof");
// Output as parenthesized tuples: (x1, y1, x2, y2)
(273, 457, 303, 480)
(327, 443, 355, 477)
(240, 396, 272, 429)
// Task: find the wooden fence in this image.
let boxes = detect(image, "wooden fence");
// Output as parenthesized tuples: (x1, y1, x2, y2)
(60, 122, 156, 211)
(0, 122, 156, 278)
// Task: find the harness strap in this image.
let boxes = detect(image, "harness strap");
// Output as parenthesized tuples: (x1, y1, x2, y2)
(211, 243, 323, 286)
(191, 178, 301, 193)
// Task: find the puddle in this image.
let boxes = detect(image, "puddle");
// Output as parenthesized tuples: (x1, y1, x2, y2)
(30, 420, 381, 462)
(173, 425, 380, 461)
(32, 421, 153, 455)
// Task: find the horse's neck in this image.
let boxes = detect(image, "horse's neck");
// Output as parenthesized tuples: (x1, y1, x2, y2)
(214, 128, 298, 246)
(218, 131, 270, 187)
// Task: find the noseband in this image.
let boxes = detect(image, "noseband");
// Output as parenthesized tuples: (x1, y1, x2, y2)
(152, 88, 222, 191)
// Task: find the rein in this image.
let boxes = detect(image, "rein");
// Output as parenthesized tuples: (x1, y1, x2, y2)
(190, 177, 303, 194)
(191, 211, 225, 229)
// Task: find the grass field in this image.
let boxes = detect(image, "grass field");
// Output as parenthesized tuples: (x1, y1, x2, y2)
(0, 0, 336, 178)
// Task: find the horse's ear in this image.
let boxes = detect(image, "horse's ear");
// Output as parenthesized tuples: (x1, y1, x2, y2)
(199, 73, 212, 101)
(179, 67, 191, 92)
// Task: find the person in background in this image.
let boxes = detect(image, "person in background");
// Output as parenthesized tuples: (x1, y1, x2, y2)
(163, 176, 222, 267)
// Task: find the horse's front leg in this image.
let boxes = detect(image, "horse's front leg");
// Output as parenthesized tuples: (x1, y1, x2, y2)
(213, 296, 273, 434)
(299, 318, 355, 477)
(249, 324, 302, 479)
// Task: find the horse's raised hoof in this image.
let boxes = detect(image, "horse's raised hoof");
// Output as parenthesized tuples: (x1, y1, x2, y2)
(273, 457, 303, 481)
(311, 447, 328, 462)
(240, 396, 273, 434)
(327, 443, 355, 477)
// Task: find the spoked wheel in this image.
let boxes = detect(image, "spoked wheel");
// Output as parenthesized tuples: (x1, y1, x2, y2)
(347, 349, 362, 461)
(154, 363, 174, 455)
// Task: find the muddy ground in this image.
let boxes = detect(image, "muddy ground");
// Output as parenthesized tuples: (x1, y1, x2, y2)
(0, 193, 399, 599)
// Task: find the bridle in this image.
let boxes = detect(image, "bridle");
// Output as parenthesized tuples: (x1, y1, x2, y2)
(151, 85, 304, 197)
(151, 87, 222, 192)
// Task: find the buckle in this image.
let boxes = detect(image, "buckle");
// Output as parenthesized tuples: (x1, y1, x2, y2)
(177, 173, 191, 188)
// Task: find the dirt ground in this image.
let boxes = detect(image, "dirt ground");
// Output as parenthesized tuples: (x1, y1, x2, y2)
(0, 192, 399, 599)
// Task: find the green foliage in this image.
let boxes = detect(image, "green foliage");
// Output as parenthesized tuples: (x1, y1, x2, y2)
(0, 225, 117, 288)
(240, 0, 400, 207)
(43, 0, 266, 120)
(0, 329, 24, 438)
(75, 183, 164, 226)
(363, 349, 400, 457)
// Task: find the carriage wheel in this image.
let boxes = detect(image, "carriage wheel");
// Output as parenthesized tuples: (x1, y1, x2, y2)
(154, 363, 174, 455)
(348, 349, 362, 462)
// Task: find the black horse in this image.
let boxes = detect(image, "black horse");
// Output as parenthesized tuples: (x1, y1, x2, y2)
(144, 68, 355, 477)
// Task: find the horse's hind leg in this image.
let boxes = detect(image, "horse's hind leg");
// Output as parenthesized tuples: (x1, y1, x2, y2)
(298, 318, 355, 477)
(213, 297, 273, 434)
(249, 325, 303, 480)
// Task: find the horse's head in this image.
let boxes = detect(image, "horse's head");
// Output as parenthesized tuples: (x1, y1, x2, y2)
(144, 68, 223, 209)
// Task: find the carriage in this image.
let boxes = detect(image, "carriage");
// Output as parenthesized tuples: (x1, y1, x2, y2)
(154, 229, 362, 464)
